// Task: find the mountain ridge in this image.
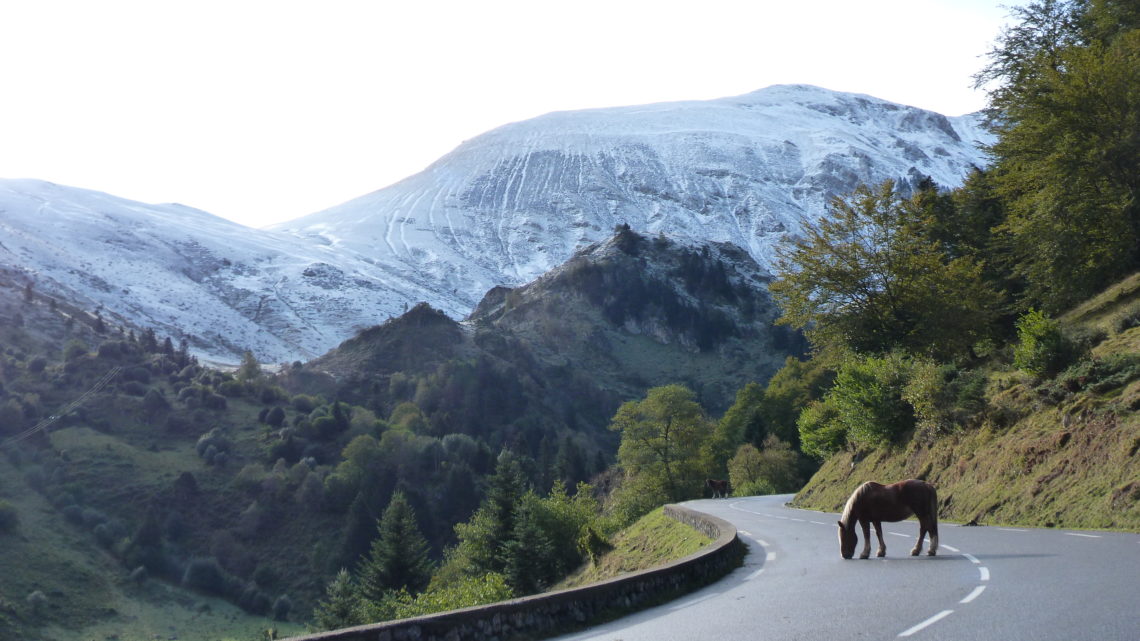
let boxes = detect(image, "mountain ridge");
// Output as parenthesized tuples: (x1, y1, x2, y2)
(1, 85, 992, 364)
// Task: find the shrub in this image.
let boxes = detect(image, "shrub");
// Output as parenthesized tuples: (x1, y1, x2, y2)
(1113, 302, 1140, 334)
(202, 393, 228, 411)
(129, 565, 149, 583)
(94, 523, 116, 547)
(272, 594, 292, 621)
(264, 405, 285, 427)
(291, 395, 320, 414)
(1054, 354, 1140, 394)
(81, 507, 108, 528)
(1013, 309, 1076, 378)
(733, 478, 777, 497)
(178, 386, 202, 402)
(27, 356, 47, 374)
(0, 500, 19, 534)
(143, 388, 170, 414)
(182, 557, 230, 596)
(797, 400, 845, 460)
(26, 590, 47, 614)
(217, 380, 246, 398)
(239, 583, 272, 615)
(121, 381, 148, 397)
(727, 437, 799, 494)
(196, 429, 231, 459)
(825, 353, 915, 448)
(97, 341, 122, 359)
(61, 504, 84, 525)
(63, 339, 88, 362)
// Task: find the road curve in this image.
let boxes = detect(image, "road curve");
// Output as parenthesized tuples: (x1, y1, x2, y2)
(549, 494, 1140, 641)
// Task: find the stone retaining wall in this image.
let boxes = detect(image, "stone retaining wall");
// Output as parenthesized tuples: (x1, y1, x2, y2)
(284, 503, 744, 641)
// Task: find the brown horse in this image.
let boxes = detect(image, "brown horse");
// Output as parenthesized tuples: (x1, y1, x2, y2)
(837, 479, 938, 559)
(706, 478, 730, 498)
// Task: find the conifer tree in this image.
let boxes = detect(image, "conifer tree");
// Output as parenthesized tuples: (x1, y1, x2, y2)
(312, 568, 362, 630)
(503, 494, 554, 595)
(357, 491, 433, 602)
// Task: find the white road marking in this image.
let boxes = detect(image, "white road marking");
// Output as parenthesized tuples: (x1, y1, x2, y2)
(1064, 532, 1101, 538)
(888, 532, 910, 537)
(941, 544, 960, 552)
(979, 567, 990, 581)
(766, 552, 776, 561)
(962, 553, 981, 564)
(669, 592, 721, 611)
(789, 517, 805, 522)
(811, 520, 828, 525)
(745, 567, 765, 580)
(754, 538, 769, 547)
(898, 610, 954, 637)
(739, 530, 752, 537)
(998, 527, 1028, 532)
(960, 585, 986, 604)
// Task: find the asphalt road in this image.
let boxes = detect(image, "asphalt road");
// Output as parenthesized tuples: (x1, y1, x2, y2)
(550, 494, 1140, 641)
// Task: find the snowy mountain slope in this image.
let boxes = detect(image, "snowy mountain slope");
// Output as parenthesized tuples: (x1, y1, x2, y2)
(0, 179, 432, 364)
(274, 84, 993, 308)
(1, 85, 994, 364)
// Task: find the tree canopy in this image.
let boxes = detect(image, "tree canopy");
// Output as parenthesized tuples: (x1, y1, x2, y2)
(769, 181, 1000, 361)
(610, 384, 714, 504)
(981, 0, 1140, 310)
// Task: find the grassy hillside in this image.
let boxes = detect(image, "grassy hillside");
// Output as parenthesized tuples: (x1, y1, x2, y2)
(555, 507, 712, 590)
(793, 274, 1140, 531)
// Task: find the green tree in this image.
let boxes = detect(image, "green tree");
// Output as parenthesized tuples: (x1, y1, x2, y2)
(827, 352, 916, 448)
(796, 400, 846, 460)
(236, 349, 261, 382)
(770, 181, 999, 361)
(757, 356, 835, 447)
(726, 435, 800, 496)
(610, 384, 714, 503)
(502, 492, 554, 594)
(312, 568, 362, 630)
(443, 451, 529, 580)
(357, 491, 434, 602)
(979, 1, 1140, 310)
(708, 383, 764, 475)
(726, 444, 773, 497)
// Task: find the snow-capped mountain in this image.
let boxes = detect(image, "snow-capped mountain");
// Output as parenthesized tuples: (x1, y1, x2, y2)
(0, 179, 427, 364)
(1, 85, 993, 364)
(274, 84, 992, 307)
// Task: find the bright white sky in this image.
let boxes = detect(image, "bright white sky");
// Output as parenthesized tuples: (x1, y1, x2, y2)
(0, 0, 1022, 229)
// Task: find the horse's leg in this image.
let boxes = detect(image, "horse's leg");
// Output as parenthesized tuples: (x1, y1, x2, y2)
(911, 520, 927, 556)
(927, 517, 939, 556)
(859, 520, 872, 559)
(874, 521, 886, 557)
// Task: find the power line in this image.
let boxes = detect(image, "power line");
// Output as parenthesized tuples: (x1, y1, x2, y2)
(0, 366, 122, 448)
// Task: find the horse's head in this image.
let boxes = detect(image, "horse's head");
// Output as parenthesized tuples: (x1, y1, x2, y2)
(837, 520, 857, 559)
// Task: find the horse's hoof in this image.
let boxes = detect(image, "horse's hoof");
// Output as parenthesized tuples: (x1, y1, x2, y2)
(927, 550, 937, 557)
(877, 552, 886, 558)
(859, 554, 870, 560)
(910, 549, 920, 556)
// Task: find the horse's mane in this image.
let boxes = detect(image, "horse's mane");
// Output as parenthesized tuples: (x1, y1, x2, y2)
(839, 482, 872, 527)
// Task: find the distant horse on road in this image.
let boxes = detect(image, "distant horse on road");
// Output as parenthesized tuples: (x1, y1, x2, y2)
(706, 478, 730, 498)
(837, 479, 938, 559)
